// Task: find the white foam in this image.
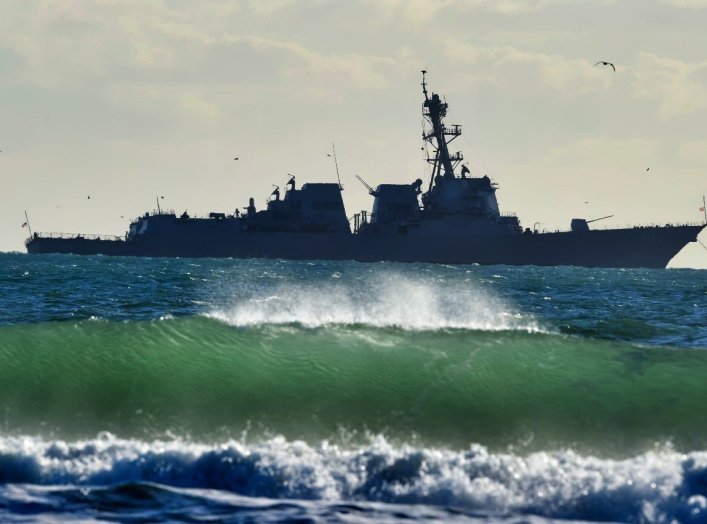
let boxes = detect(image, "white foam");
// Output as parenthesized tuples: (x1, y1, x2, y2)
(0, 433, 705, 522)
(206, 273, 543, 332)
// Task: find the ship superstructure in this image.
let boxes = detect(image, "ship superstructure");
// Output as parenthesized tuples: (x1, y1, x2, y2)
(355, 71, 521, 239)
(25, 73, 705, 268)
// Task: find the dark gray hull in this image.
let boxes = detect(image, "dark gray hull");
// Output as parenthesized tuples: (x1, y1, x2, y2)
(26, 224, 705, 268)
(26, 77, 706, 269)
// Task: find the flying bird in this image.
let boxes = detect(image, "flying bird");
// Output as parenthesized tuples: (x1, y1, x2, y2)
(594, 61, 615, 71)
(234, 157, 239, 160)
(646, 168, 650, 172)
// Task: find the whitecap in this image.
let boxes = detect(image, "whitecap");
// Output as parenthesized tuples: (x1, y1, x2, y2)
(206, 272, 545, 333)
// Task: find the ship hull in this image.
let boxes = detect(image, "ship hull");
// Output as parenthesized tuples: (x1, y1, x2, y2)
(25, 224, 704, 268)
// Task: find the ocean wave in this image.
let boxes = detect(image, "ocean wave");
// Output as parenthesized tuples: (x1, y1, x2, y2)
(206, 273, 544, 332)
(4, 253, 704, 348)
(2, 317, 707, 451)
(2, 434, 707, 522)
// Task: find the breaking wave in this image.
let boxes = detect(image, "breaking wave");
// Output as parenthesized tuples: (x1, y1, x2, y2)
(207, 273, 543, 332)
(2, 434, 707, 523)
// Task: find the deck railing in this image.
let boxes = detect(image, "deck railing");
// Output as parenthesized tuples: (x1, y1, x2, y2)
(30, 232, 125, 242)
(532, 221, 704, 234)
(130, 210, 238, 224)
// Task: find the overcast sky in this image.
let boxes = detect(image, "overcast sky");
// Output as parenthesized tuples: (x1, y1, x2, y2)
(1, 0, 706, 267)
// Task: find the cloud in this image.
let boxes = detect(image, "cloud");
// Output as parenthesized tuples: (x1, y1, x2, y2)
(224, 34, 404, 93)
(631, 52, 707, 119)
(544, 137, 659, 167)
(247, 0, 298, 17)
(0, 1, 407, 98)
(362, 0, 614, 26)
(0, 0, 240, 87)
(105, 84, 223, 124)
(676, 140, 707, 164)
(659, 0, 707, 8)
(361, 0, 455, 26)
(443, 40, 613, 94)
(457, 0, 567, 15)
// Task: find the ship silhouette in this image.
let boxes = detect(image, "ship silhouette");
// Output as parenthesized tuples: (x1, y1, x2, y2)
(26, 73, 705, 268)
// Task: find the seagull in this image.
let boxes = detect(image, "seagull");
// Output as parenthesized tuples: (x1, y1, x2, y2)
(594, 61, 615, 71)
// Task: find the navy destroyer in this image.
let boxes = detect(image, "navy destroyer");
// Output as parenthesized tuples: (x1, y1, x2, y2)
(26, 73, 705, 268)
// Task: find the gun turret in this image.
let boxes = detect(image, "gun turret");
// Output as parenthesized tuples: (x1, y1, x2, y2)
(571, 215, 614, 232)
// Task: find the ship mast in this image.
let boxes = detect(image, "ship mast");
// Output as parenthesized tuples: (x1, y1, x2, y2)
(24, 210, 32, 237)
(421, 70, 463, 183)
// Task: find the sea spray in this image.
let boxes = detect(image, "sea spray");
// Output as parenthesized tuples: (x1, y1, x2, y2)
(207, 272, 542, 331)
(3, 254, 704, 347)
(2, 253, 707, 522)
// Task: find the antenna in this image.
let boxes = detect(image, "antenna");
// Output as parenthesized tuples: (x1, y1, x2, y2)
(24, 210, 32, 238)
(330, 142, 343, 190)
(421, 69, 428, 100)
(155, 195, 161, 214)
(268, 184, 280, 202)
(355, 174, 376, 196)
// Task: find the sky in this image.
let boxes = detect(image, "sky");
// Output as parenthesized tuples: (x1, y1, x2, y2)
(1, 0, 706, 268)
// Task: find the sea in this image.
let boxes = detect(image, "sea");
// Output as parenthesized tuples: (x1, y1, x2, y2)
(1, 252, 706, 523)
